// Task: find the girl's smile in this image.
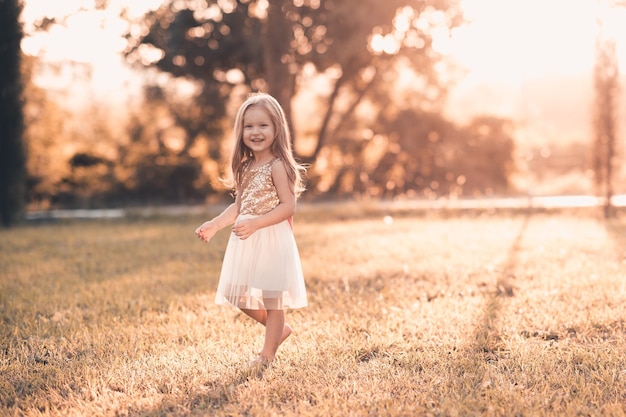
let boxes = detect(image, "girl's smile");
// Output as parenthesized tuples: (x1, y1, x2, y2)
(243, 106, 276, 157)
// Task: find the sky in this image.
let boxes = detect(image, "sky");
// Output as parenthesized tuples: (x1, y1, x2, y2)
(450, 0, 610, 80)
(443, 0, 626, 144)
(21, 0, 162, 101)
(20, 0, 626, 144)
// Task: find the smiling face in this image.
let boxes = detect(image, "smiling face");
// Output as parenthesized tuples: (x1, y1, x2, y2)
(242, 105, 276, 160)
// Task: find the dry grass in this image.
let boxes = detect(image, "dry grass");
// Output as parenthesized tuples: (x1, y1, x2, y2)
(1, 207, 626, 416)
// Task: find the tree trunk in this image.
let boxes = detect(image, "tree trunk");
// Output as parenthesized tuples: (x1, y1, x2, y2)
(0, 0, 26, 227)
(593, 33, 619, 218)
(304, 67, 380, 165)
(263, 0, 297, 146)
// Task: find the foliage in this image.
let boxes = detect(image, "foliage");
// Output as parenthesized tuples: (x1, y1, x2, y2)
(1, 210, 626, 415)
(312, 111, 515, 198)
(112, 84, 218, 204)
(18, 0, 524, 206)
(123, 0, 476, 197)
(0, 0, 26, 226)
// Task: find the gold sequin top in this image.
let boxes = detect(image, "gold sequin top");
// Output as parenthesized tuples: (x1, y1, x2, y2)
(239, 159, 281, 216)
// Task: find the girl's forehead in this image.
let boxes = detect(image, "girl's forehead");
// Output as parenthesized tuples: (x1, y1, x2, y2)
(244, 105, 271, 120)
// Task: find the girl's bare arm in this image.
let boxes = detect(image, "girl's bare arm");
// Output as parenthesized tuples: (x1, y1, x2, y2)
(195, 200, 240, 243)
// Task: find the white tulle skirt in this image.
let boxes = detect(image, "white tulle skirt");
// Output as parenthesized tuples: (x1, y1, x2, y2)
(215, 214, 307, 310)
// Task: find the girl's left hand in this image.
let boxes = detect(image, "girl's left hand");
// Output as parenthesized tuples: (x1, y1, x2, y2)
(195, 221, 218, 243)
(232, 219, 257, 240)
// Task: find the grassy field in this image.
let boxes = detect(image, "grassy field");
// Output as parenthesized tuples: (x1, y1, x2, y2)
(1, 206, 626, 416)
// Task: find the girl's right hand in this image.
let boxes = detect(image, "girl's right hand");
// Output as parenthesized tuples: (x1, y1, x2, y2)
(195, 221, 218, 243)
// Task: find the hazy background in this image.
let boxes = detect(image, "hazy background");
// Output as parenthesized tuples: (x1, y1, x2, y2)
(17, 0, 626, 209)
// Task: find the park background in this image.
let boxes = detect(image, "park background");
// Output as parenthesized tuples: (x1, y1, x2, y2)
(2, 1, 626, 416)
(11, 0, 626, 214)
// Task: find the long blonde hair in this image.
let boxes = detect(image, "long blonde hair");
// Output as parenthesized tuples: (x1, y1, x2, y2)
(231, 93, 306, 197)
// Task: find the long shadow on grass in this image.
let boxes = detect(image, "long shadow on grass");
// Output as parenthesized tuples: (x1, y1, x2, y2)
(447, 212, 531, 400)
(471, 213, 530, 354)
(420, 212, 531, 410)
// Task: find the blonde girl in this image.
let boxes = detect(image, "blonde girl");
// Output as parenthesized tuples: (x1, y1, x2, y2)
(195, 93, 307, 368)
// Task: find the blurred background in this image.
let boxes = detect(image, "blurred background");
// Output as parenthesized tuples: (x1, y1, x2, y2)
(4, 0, 626, 218)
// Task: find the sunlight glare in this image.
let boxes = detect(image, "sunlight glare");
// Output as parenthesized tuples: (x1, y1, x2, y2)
(393, 7, 413, 33)
(370, 33, 401, 55)
(21, 0, 165, 95)
(450, 0, 626, 81)
(444, 0, 626, 125)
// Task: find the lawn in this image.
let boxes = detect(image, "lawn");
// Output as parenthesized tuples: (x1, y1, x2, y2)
(1, 206, 625, 416)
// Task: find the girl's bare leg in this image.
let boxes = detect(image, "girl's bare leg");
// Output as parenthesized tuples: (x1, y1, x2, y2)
(241, 308, 267, 325)
(259, 309, 284, 361)
(241, 308, 292, 359)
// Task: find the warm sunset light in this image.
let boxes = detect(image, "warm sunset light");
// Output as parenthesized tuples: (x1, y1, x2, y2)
(452, 0, 598, 80)
(20, 0, 163, 95)
(21, 0, 626, 124)
(12, 0, 626, 208)
(442, 0, 626, 145)
(4, 1, 626, 414)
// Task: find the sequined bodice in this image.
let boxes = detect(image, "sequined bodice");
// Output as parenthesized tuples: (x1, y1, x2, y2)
(239, 159, 280, 216)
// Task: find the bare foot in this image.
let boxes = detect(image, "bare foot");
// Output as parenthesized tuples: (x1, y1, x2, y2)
(257, 325, 292, 356)
(280, 324, 292, 346)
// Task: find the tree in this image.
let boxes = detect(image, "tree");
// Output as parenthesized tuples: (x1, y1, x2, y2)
(114, 85, 209, 204)
(0, 0, 26, 226)
(460, 116, 516, 194)
(592, 25, 619, 218)
(124, 0, 463, 169)
(21, 55, 73, 208)
(360, 111, 514, 199)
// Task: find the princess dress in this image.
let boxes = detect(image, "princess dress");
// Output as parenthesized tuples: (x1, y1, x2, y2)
(215, 158, 307, 310)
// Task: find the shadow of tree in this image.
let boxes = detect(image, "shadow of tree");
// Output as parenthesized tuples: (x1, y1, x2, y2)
(435, 211, 626, 411)
(447, 213, 530, 396)
(472, 213, 529, 355)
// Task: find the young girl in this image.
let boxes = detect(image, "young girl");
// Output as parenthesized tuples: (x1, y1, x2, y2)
(195, 93, 307, 368)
